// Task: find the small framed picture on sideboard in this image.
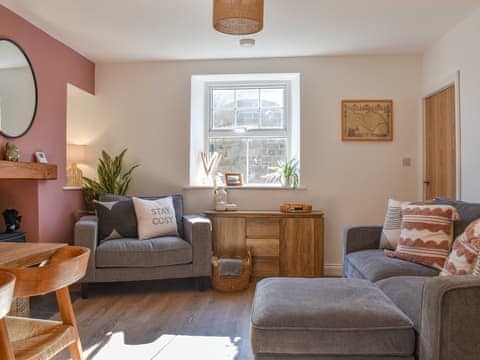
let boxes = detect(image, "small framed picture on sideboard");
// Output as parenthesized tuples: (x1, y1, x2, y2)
(225, 173, 244, 186)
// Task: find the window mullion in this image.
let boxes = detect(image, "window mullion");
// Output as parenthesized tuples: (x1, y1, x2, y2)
(246, 138, 249, 184)
(234, 89, 238, 128)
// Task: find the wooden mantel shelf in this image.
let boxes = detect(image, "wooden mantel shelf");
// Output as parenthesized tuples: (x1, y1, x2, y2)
(0, 161, 57, 180)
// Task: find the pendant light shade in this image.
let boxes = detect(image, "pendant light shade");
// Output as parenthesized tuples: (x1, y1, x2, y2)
(213, 0, 264, 35)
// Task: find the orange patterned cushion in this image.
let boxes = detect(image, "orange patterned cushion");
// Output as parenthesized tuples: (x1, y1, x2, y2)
(441, 218, 480, 276)
(391, 204, 459, 270)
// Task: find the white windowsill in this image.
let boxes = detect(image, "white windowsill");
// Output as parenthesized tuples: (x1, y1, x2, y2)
(184, 185, 307, 191)
(63, 186, 82, 191)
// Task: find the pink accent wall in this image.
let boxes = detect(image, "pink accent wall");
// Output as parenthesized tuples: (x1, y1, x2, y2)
(0, 5, 95, 243)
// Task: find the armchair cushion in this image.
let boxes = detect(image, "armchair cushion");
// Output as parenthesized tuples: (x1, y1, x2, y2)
(345, 249, 439, 282)
(436, 197, 480, 237)
(95, 199, 137, 240)
(95, 236, 192, 268)
(101, 194, 185, 237)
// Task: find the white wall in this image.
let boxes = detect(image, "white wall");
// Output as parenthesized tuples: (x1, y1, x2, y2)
(68, 55, 423, 273)
(423, 7, 480, 202)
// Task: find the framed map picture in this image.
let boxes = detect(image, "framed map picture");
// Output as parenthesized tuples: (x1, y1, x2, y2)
(341, 100, 393, 141)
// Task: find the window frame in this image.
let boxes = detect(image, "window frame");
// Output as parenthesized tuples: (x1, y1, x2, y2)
(204, 80, 293, 185)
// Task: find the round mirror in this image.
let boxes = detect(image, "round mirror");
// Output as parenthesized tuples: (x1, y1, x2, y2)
(0, 39, 37, 138)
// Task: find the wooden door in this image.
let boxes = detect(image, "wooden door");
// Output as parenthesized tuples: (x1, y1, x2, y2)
(424, 86, 456, 200)
(280, 218, 323, 277)
(211, 217, 246, 257)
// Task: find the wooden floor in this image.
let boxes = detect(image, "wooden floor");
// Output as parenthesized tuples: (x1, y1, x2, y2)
(48, 279, 255, 360)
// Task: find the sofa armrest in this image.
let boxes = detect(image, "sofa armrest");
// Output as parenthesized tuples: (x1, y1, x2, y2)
(419, 276, 480, 360)
(74, 216, 98, 282)
(343, 225, 382, 255)
(183, 215, 212, 277)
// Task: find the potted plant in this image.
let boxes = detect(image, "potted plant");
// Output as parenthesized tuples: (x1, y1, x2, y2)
(82, 149, 139, 209)
(264, 158, 300, 188)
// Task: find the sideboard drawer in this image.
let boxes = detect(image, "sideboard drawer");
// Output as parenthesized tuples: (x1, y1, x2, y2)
(252, 257, 280, 277)
(247, 238, 280, 257)
(247, 218, 280, 237)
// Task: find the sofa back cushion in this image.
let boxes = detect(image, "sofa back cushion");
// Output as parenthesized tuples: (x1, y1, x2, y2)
(435, 197, 480, 237)
(100, 194, 184, 238)
(441, 218, 480, 276)
(390, 204, 459, 270)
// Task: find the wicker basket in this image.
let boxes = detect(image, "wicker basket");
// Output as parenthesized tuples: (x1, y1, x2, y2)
(8, 298, 30, 317)
(212, 251, 251, 292)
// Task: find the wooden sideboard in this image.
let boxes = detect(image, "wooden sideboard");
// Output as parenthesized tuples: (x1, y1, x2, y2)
(205, 210, 324, 278)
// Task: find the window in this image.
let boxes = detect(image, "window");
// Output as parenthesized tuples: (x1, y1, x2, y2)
(190, 74, 300, 187)
(208, 84, 290, 184)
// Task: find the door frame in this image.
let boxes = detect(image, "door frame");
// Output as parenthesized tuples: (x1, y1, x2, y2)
(422, 70, 462, 200)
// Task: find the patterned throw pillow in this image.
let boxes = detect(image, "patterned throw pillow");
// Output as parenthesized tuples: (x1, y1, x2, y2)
(132, 196, 178, 240)
(441, 218, 480, 276)
(379, 199, 411, 250)
(95, 200, 138, 241)
(390, 204, 459, 270)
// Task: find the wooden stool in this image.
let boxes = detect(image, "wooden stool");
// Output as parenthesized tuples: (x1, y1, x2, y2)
(0, 246, 90, 360)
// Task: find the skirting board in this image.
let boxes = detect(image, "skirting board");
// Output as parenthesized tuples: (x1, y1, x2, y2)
(324, 264, 343, 277)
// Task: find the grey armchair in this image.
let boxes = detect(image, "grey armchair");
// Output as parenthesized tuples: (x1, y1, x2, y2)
(74, 196, 212, 298)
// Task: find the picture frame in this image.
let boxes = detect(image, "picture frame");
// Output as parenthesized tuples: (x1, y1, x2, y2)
(341, 100, 393, 141)
(225, 173, 244, 186)
(34, 151, 48, 163)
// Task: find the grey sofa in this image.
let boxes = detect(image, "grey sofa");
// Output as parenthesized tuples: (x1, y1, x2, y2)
(251, 198, 480, 359)
(74, 195, 212, 298)
(344, 225, 480, 360)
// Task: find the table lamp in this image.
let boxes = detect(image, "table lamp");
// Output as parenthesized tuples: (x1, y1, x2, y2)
(67, 144, 87, 187)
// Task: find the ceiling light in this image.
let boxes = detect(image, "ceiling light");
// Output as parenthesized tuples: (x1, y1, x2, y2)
(213, 0, 264, 35)
(240, 38, 255, 47)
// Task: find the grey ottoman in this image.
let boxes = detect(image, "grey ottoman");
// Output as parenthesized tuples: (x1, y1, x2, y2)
(251, 278, 415, 360)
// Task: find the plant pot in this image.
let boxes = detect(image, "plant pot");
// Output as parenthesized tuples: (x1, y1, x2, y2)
(82, 188, 97, 211)
(281, 175, 296, 188)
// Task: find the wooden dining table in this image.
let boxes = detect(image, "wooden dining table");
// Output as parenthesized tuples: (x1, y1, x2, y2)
(0, 242, 66, 268)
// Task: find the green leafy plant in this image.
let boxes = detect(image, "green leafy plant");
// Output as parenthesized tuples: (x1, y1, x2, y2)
(82, 149, 139, 200)
(264, 158, 300, 188)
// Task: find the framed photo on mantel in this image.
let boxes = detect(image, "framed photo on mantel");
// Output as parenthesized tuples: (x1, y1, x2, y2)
(341, 100, 393, 141)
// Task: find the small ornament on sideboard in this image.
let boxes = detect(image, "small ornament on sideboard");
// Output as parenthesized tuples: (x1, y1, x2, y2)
(4, 142, 20, 162)
(214, 186, 228, 211)
(2, 209, 22, 233)
(280, 203, 313, 213)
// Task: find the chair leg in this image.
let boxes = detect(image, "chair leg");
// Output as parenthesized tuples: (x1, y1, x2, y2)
(80, 283, 89, 299)
(0, 318, 15, 360)
(56, 287, 84, 360)
(195, 277, 211, 292)
(68, 341, 84, 360)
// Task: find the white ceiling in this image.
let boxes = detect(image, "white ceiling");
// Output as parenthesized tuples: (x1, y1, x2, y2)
(1, 0, 479, 62)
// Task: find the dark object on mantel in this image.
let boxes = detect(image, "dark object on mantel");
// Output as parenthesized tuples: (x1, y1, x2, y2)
(0, 232, 26, 243)
(3, 209, 21, 233)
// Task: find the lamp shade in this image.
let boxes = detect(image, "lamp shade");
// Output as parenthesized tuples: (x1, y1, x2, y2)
(67, 144, 87, 165)
(213, 0, 264, 35)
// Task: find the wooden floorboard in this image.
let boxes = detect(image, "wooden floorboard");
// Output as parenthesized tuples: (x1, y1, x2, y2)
(49, 279, 255, 360)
